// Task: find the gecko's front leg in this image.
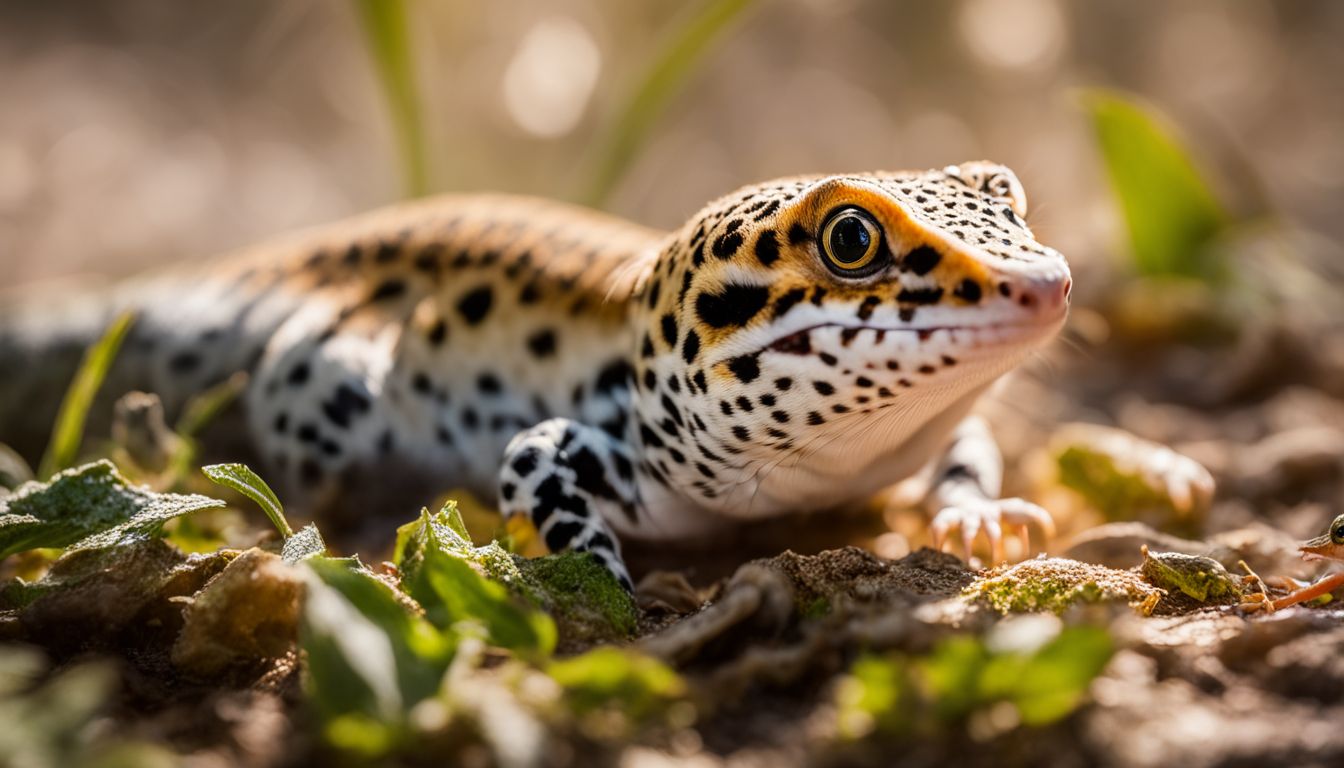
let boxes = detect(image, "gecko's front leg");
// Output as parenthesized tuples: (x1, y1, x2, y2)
(498, 418, 639, 592)
(926, 415, 1054, 564)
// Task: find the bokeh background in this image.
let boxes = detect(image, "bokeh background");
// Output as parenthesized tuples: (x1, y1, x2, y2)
(2, 0, 1341, 295)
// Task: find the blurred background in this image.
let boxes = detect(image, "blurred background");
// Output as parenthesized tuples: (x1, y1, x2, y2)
(1, 0, 1341, 296)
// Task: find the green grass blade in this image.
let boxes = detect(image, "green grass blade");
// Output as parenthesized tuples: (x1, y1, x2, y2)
(202, 462, 294, 538)
(1080, 89, 1230, 282)
(580, 0, 759, 207)
(37, 312, 134, 480)
(354, 0, 429, 198)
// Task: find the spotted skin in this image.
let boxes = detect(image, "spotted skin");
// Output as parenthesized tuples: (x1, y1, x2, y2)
(2, 163, 1110, 583)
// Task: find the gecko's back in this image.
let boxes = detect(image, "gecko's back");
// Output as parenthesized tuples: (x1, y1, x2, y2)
(0, 195, 664, 506)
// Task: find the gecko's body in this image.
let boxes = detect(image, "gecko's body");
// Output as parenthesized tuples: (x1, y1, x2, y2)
(1, 163, 1080, 588)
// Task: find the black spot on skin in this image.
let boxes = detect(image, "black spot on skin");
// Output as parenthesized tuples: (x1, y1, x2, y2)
(661, 314, 678, 346)
(810, 287, 828, 306)
(720, 400, 734, 416)
(954, 279, 982, 304)
(678, 271, 694, 302)
(477, 372, 503, 395)
(370, 278, 407, 302)
(696, 463, 715, 479)
(712, 231, 744, 259)
(788, 223, 810, 245)
(732, 425, 751, 441)
(595, 359, 634, 394)
(375, 241, 399, 263)
(286, 362, 311, 386)
(661, 395, 684, 428)
(857, 295, 881, 321)
(665, 374, 680, 394)
(813, 380, 835, 396)
(767, 428, 789, 440)
(457, 286, 494, 324)
(462, 407, 480, 430)
(273, 413, 289, 433)
(904, 246, 941, 275)
(998, 282, 1012, 298)
(427, 319, 448, 346)
(727, 354, 761, 383)
(691, 241, 706, 267)
(682, 329, 701, 363)
(667, 447, 686, 464)
(297, 423, 319, 443)
(641, 334, 655, 359)
(571, 447, 621, 502)
(322, 382, 372, 429)
(886, 360, 901, 371)
(693, 370, 707, 392)
(919, 365, 937, 374)
(807, 411, 825, 426)
(941, 355, 957, 367)
(543, 518, 587, 552)
(772, 287, 806, 320)
(320, 439, 342, 457)
(169, 351, 201, 374)
(646, 279, 661, 309)
(378, 430, 394, 454)
(735, 396, 754, 412)
(511, 447, 541, 477)
(759, 393, 776, 407)
(832, 404, 850, 414)
(752, 199, 780, 222)
(639, 424, 665, 449)
(897, 287, 944, 305)
(614, 453, 634, 482)
(642, 369, 657, 391)
(413, 246, 441, 273)
(840, 328, 861, 347)
(343, 244, 362, 266)
(754, 230, 780, 267)
(501, 482, 516, 501)
(519, 283, 541, 304)
(412, 372, 432, 395)
(696, 284, 770, 329)
(600, 412, 627, 440)
(771, 410, 790, 424)
(819, 352, 838, 366)
(527, 328, 557, 357)
(899, 307, 916, 323)
(775, 377, 793, 391)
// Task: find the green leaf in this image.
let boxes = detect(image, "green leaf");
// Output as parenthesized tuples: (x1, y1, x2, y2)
(1007, 626, 1113, 726)
(1081, 89, 1229, 281)
(395, 505, 556, 658)
(301, 557, 455, 756)
(38, 312, 134, 479)
(0, 460, 224, 559)
(580, 0, 759, 206)
(201, 463, 293, 538)
(354, 0, 429, 198)
(547, 647, 685, 721)
(282, 523, 327, 565)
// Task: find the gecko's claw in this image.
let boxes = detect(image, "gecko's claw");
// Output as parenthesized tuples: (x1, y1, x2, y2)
(931, 497, 1054, 565)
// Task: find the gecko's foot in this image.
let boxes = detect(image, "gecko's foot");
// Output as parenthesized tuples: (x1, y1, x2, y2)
(1055, 423, 1216, 517)
(930, 496, 1055, 565)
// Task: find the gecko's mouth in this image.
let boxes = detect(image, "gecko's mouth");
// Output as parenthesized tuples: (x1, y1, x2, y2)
(764, 315, 1065, 357)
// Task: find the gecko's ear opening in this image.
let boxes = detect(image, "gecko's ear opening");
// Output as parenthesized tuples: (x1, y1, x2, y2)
(945, 161, 1029, 219)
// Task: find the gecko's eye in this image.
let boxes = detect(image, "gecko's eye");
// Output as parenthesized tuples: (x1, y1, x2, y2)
(819, 207, 885, 277)
(1331, 516, 1344, 544)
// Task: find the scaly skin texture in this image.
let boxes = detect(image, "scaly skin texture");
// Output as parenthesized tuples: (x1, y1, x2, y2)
(2, 162, 1091, 588)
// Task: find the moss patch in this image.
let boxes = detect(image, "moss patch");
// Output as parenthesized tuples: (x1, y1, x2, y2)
(966, 557, 1163, 616)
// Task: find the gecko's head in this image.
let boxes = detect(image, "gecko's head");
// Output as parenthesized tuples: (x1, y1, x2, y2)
(1300, 514, 1344, 562)
(632, 163, 1070, 505)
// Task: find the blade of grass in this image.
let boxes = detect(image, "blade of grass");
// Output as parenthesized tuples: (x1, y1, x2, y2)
(579, 0, 759, 208)
(354, 0, 429, 198)
(37, 312, 134, 480)
(1080, 89, 1229, 282)
(202, 463, 294, 538)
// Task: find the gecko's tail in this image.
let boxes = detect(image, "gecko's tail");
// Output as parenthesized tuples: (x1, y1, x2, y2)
(0, 264, 298, 465)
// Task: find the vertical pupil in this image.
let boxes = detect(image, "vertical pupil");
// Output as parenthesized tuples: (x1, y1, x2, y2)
(831, 217, 870, 262)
